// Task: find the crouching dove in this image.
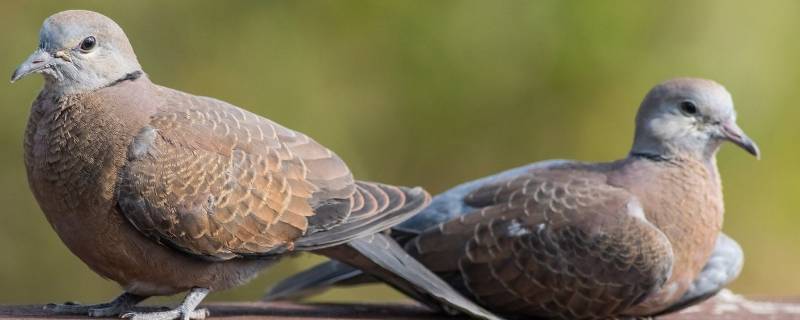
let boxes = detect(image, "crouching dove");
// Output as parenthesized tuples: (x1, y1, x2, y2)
(265, 78, 758, 319)
(11, 10, 501, 320)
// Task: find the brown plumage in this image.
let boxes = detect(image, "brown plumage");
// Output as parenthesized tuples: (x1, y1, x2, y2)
(14, 10, 500, 320)
(409, 158, 712, 318)
(265, 78, 757, 319)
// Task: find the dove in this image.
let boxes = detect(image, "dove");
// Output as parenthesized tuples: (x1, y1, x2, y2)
(11, 10, 500, 320)
(265, 78, 757, 319)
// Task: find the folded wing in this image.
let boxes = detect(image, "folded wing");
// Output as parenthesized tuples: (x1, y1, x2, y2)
(409, 169, 674, 319)
(116, 88, 423, 260)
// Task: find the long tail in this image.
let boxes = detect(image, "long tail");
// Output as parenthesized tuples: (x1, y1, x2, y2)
(265, 183, 431, 301)
(318, 232, 503, 320)
(264, 260, 368, 301)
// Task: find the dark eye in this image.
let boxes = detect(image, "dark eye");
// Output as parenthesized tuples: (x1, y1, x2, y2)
(679, 101, 698, 115)
(79, 36, 96, 51)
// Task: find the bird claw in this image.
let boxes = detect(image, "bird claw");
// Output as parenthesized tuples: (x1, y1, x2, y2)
(43, 301, 80, 310)
(43, 302, 127, 317)
(120, 287, 210, 320)
(43, 293, 145, 317)
(87, 305, 125, 317)
(43, 301, 99, 314)
(121, 308, 209, 320)
(191, 308, 210, 320)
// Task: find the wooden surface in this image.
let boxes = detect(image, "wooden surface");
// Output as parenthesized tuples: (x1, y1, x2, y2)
(3, 290, 800, 319)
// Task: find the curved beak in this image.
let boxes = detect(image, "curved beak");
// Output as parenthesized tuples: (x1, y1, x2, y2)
(721, 121, 760, 159)
(11, 49, 52, 83)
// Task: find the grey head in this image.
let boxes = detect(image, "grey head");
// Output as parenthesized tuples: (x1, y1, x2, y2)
(630, 78, 759, 161)
(11, 10, 142, 95)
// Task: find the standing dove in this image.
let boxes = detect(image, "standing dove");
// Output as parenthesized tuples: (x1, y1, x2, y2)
(265, 78, 758, 319)
(11, 10, 501, 320)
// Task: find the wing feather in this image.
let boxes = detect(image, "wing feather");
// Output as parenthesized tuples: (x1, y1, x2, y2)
(409, 170, 674, 319)
(118, 88, 355, 259)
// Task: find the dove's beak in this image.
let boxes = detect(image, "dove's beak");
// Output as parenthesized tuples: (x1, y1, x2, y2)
(721, 120, 760, 159)
(11, 49, 52, 83)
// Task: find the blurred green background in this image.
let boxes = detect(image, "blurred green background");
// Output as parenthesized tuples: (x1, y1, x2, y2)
(0, 0, 797, 305)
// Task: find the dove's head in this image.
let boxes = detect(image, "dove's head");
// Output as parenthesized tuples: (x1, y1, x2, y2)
(11, 10, 142, 95)
(631, 78, 759, 161)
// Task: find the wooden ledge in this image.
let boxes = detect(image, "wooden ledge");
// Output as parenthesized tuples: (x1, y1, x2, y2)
(3, 291, 800, 319)
(0, 302, 440, 320)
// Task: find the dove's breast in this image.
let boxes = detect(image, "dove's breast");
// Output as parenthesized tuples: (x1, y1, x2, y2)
(23, 80, 272, 296)
(609, 157, 724, 314)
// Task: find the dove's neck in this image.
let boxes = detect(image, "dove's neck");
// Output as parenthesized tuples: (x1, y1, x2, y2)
(629, 125, 725, 190)
(42, 58, 144, 96)
(629, 141, 723, 195)
(629, 147, 721, 181)
(630, 131, 722, 167)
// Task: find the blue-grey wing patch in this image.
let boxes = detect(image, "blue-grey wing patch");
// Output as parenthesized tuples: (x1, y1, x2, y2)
(396, 159, 574, 233)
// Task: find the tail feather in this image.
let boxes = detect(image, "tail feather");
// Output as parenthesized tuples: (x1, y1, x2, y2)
(264, 229, 425, 301)
(319, 232, 503, 320)
(264, 260, 366, 301)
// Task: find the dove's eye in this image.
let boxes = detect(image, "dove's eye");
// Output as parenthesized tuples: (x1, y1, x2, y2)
(679, 101, 698, 115)
(79, 36, 96, 52)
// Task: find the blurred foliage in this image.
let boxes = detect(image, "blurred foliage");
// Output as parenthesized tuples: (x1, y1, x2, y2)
(0, 0, 798, 305)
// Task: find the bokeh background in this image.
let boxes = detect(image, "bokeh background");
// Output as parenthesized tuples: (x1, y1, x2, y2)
(0, 0, 798, 305)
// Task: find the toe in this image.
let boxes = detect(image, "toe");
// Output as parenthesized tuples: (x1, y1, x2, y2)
(120, 310, 180, 320)
(188, 308, 209, 320)
(88, 307, 118, 317)
(43, 302, 89, 314)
